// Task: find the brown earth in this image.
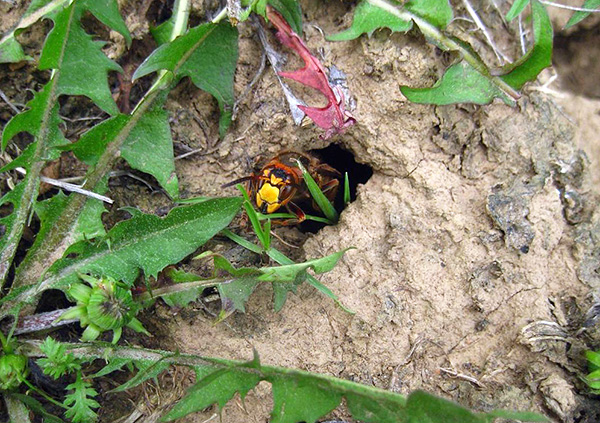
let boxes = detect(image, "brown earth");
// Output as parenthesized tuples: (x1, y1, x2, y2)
(1, 0, 600, 422)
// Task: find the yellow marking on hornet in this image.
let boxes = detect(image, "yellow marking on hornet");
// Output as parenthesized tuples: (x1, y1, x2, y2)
(257, 183, 280, 210)
(270, 174, 284, 185)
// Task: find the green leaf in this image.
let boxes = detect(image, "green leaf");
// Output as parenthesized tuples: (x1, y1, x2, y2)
(586, 350, 600, 370)
(506, 0, 530, 21)
(35, 191, 107, 246)
(110, 360, 172, 393)
(268, 0, 303, 35)
(64, 373, 100, 423)
(405, 390, 486, 423)
(406, 0, 453, 29)
(401, 61, 511, 105)
(162, 366, 261, 421)
(271, 377, 341, 423)
(500, 0, 552, 90)
(486, 409, 548, 421)
(327, 0, 412, 41)
(0, 34, 30, 64)
(0, 83, 68, 286)
(8, 393, 65, 423)
(133, 22, 239, 137)
(258, 249, 350, 282)
(71, 100, 179, 199)
(2, 82, 67, 152)
(344, 172, 351, 204)
(121, 100, 179, 198)
(346, 392, 408, 421)
(296, 159, 338, 222)
(565, 0, 600, 28)
(12, 197, 241, 308)
(89, 358, 132, 378)
(37, 337, 82, 379)
(80, 0, 132, 46)
(217, 277, 260, 312)
(39, 1, 124, 115)
(151, 19, 175, 46)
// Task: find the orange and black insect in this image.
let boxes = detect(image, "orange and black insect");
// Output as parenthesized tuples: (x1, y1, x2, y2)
(224, 151, 341, 223)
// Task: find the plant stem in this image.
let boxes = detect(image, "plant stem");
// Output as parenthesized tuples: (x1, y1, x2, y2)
(23, 379, 68, 410)
(366, 0, 521, 100)
(171, 0, 191, 41)
(136, 278, 228, 303)
(0, 330, 10, 353)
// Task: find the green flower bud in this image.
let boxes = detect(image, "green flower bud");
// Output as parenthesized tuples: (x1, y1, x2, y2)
(0, 354, 29, 391)
(65, 274, 149, 343)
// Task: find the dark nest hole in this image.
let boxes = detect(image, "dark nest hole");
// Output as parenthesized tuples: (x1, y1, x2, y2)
(299, 143, 373, 233)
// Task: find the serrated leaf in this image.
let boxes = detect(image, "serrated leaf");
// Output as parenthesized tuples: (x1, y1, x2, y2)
(506, 0, 530, 21)
(500, 0, 552, 90)
(0, 34, 30, 63)
(271, 377, 341, 423)
(565, 0, 600, 28)
(39, 2, 123, 115)
(401, 61, 512, 105)
(80, 0, 131, 46)
(327, 0, 412, 41)
(89, 357, 132, 378)
(35, 191, 107, 245)
(133, 22, 239, 137)
(37, 337, 82, 379)
(258, 249, 350, 282)
(162, 366, 261, 421)
(121, 101, 179, 198)
(44, 197, 242, 289)
(64, 373, 100, 423)
(70, 99, 179, 198)
(110, 360, 172, 392)
(2, 82, 67, 152)
(328, 0, 452, 42)
(160, 269, 199, 307)
(0, 82, 68, 286)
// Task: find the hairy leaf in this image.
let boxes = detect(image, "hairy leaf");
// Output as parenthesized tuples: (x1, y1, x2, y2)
(49, 197, 241, 286)
(565, 0, 600, 28)
(65, 344, 546, 423)
(70, 99, 179, 198)
(0, 83, 68, 286)
(2, 198, 241, 314)
(401, 61, 511, 105)
(163, 366, 261, 420)
(39, 1, 127, 115)
(271, 376, 341, 423)
(506, 0, 530, 21)
(35, 191, 107, 246)
(133, 22, 239, 137)
(500, 0, 552, 90)
(110, 360, 172, 393)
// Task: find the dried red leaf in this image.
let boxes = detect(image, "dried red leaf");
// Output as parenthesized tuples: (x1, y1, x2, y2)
(266, 6, 356, 139)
